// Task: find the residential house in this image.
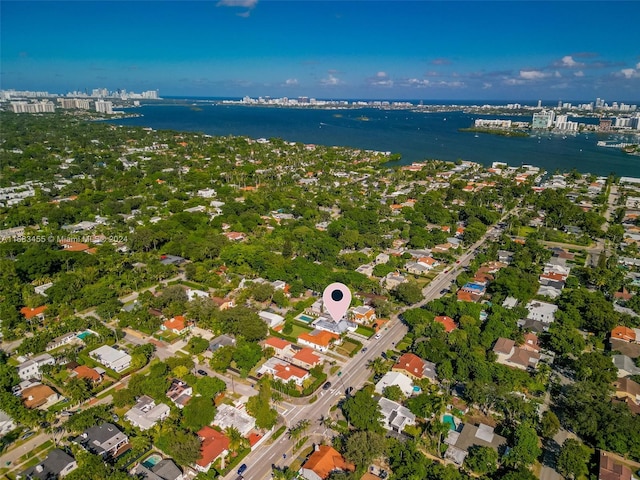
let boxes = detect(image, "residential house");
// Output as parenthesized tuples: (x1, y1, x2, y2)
(209, 334, 235, 352)
(18, 353, 55, 380)
(186, 289, 209, 302)
(161, 316, 193, 335)
(259, 311, 285, 328)
(392, 353, 437, 382)
(374, 371, 415, 397)
(213, 404, 256, 437)
(381, 272, 407, 289)
(291, 348, 322, 370)
(434, 316, 457, 333)
(298, 330, 340, 353)
(355, 264, 375, 277)
(405, 262, 431, 276)
(445, 423, 507, 465)
(537, 284, 563, 299)
(257, 358, 309, 386)
(263, 337, 294, 357)
(611, 326, 640, 343)
(0, 410, 16, 436)
(497, 250, 514, 263)
(299, 445, 354, 480)
(21, 384, 60, 409)
(125, 395, 170, 431)
(195, 426, 229, 473)
(131, 458, 184, 480)
(166, 379, 192, 408)
(211, 297, 235, 310)
(89, 345, 132, 372)
(598, 450, 633, 480)
(351, 306, 376, 324)
(72, 365, 104, 384)
(75, 423, 129, 459)
(502, 297, 518, 309)
(46, 333, 77, 352)
(521, 333, 541, 353)
(313, 317, 357, 335)
(613, 355, 640, 378)
(159, 255, 185, 266)
(457, 290, 482, 303)
(613, 378, 640, 415)
(525, 300, 558, 324)
(378, 397, 417, 432)
(375, 253, 390, 265)
(18, 449, 77, 479)
(493, 337, 540, 371)
(20, 305, 47, 322)
(223, 231, 245, 241)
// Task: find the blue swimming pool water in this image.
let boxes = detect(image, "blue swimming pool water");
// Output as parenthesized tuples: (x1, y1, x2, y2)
(142, 454, 161, 468)
(77, 331, 91, 340)
(297, 314, 314, 323)
(443, 414, 456, 430)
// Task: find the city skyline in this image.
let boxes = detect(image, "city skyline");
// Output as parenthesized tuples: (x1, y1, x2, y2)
(1, 1, 639, 101)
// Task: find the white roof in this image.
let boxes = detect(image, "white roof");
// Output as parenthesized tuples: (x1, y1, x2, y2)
(90, 345, 131, 367)
(374, 371, 414, 397)
(213, 404, 256, 436)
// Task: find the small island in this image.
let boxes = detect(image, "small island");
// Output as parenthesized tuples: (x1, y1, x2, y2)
(459, 127, 529, 137)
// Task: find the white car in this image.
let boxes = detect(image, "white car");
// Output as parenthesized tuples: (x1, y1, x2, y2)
(374, 333, 382, 340)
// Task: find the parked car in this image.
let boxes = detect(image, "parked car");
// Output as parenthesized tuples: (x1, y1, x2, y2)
(197, 369, 208, 376)
(361, 347, 368, 353)
(374, 333, 382, 340)
(322, 382, 332, 390)
(238, 464, 247, 475)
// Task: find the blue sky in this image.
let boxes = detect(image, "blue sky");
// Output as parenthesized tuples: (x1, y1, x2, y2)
(2, 1, 639, 101)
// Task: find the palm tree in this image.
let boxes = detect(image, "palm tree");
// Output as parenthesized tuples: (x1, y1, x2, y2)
(288, 419, 310, 442)
(367, 357, 387, 376)
(225, 426, 247, 455)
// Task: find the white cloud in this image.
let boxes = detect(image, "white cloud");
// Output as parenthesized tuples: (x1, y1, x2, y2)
(560, 55, 583, 68)
(217, 0, 258, 7)
(637, 62, 640, 69)
(320, 74, 342, 86)
(520, 70, 547, 80)
(482, 82, 492, 89)
(574, 71, 584, 77)
(504, 78, 526, 86)
(284, 78, 298, 86)
(376, 71, 388, 78)
(403, 78, 464, 88)
(407, 78, 430, 87)
(554, 71, 561, 78)
(621, 68, 638, 79)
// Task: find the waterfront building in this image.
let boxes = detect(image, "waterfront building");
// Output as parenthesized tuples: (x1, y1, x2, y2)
(532, 110, 555, 129)
(95, 100, 113, 114)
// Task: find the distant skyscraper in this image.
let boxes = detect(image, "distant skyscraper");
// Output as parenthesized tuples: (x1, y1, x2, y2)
(537, 100, 542, 108)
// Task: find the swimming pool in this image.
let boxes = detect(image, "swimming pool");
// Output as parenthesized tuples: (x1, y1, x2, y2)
(296, 314, 314, 324)
(443, 414, 456, 431)
(142, 454, 162, 468)
(77, 331, 92, 340)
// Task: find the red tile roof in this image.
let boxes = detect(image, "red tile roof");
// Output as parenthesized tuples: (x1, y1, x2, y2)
(73, 365, 101, 381)
(20, 305, 47, 319)
(163, 315, 188, 332)
(393, 353, 426, 379)
(197, 426, 230, 469)
(434, 316, 457, 333)
(273, 362, 308, 381)
(292, 348, 321, 366)
(298, 330, 339, 347)
(599, 450, 632, 480)
(302, 445, 354, 479)
(612, 326, 636, 343)
(264, 337, 291, 350)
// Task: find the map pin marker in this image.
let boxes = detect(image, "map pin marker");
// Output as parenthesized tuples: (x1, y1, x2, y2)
(323, 282, 352, 322)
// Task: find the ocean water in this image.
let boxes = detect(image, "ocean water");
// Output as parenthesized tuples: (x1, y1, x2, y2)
(110, 104, 640, 176)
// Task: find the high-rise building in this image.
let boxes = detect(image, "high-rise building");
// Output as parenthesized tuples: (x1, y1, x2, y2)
(95, 100, 113, 114)
(537, 100, 542, 108)
(10, 100, 55, 113)
(532, 110, 555, 129)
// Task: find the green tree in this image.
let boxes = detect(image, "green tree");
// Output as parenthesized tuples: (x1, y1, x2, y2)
(155, 427, 201, 466)
(556, 438, 591, 480)
(342, 389, 383, 433)
(464, 445, 498, 474)
(504, 422, 541, 468)
(194, 376, 226, 400)
(181, 395, 216, 431)
(540, 410, 561, 439)
(246, 378, 278, 429)
(343, 430, 386, 467)
(66, 377, 93, 404)
(392, 282, 423, 305)
(185, 336, 210, 355)
(383, 385, 404, 402)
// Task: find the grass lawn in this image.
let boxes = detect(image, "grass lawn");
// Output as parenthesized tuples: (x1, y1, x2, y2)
(517, 226, 536, 237)
(396, 339, 412, 351)
(335, 340, 360, 357)
(355, 326, 375, 338)
(285, 322, 314, 339)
